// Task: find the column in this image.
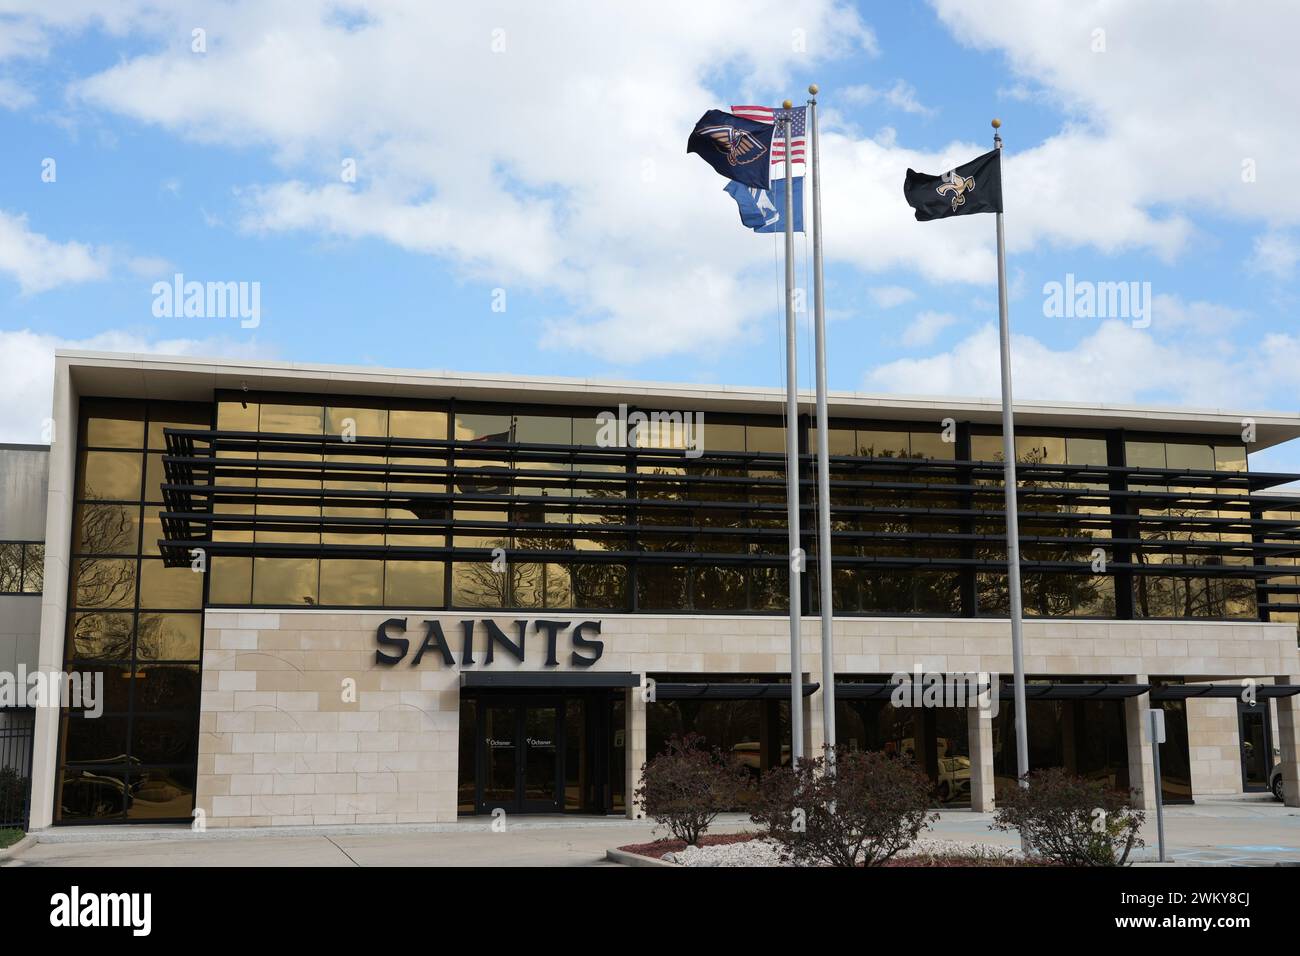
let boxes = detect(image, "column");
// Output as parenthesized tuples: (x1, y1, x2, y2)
(967, 704, 996, 811)
(625, 680, 647, 820)
(1275, 674, 1300, 808)
(1124, 674, 1157, 811)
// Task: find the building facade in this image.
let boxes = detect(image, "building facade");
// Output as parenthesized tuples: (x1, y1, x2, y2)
(13, 351, 1300, 828)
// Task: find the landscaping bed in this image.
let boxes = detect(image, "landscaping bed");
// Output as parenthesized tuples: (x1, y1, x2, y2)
(617, 834, 1053, 867)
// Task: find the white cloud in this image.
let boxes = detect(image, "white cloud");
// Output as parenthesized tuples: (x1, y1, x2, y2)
(900, 310, 958, 347)
(868, 285, 916, 308)
(0, 209, 109, 294)
(842, 79, 935, 116)
(1248, 231, 1299, 280)
(0, 329, 276, 443)
(5, 0, 1297, 362)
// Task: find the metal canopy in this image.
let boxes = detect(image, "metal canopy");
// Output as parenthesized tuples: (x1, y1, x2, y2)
(459, 671, 641, 689)
(654, 682, 820, 700)
(834, 681, 1146, 701)
(998, 682, 1151, 700)
(1149, 684, 1300, 701)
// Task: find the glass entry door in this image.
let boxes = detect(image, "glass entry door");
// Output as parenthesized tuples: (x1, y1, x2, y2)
(478, 700, 562, 813)
(1238, 701, 1272, 793)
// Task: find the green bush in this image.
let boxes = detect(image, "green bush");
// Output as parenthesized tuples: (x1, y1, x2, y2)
(991, 767, 1144, 866)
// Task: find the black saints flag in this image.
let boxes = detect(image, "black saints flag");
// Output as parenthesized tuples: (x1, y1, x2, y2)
(903, 148, 1002, 221)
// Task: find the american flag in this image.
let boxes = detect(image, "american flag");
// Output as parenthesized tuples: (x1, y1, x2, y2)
(731, 104, 806, 170)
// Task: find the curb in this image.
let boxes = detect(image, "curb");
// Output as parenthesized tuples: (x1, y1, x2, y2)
(0, 835, 36, 861)
(605, 848, 679, 867)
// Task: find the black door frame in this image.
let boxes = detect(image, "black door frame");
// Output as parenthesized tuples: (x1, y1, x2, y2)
(1237, 699, 1274, 793)
(475, 695, 564, 814)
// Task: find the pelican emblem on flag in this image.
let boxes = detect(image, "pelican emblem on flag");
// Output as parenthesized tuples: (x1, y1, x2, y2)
(699, 124, 769, 167)
(936, 168, 976, 211)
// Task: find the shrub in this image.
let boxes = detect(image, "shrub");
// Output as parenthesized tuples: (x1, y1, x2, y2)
(991, 767, 1144, 866)
(751, 748, 937, 867)
(635, 733, 751, 846)
(0, 767, 29, 828)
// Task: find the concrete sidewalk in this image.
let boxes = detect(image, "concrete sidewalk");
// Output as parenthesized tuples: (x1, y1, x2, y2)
(5, 796, 1298, 867)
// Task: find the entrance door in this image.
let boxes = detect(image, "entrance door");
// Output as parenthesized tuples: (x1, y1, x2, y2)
(1238, 701, 1272, 792)
(478, 701, 562, 813)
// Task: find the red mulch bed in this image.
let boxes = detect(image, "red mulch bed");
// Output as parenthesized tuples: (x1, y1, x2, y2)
(619, 832, 759, 859)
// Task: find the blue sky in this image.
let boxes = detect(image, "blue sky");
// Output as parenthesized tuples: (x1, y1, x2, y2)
(0, 1, 1297, 469)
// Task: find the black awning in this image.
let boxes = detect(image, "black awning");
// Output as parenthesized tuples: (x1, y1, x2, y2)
(835, 681, 1147, 702)
(999, 682, 1151, 701)
(834, 683, 899, 700)
(460, 671, 641, 689)
(1149, 684, 1300, 701)
(654, 682, 820, 700)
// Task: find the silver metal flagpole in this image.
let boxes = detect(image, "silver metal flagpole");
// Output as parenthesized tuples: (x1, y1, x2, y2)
(781, 99, 805, 763)
(808, 84, 835, 760)
(992, 117, 1030, 787)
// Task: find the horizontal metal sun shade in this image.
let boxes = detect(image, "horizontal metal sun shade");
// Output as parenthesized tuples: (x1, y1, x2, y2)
(653, 682, 820, 699)
(459, 671, 641, 689)
(1148, 684, 1300, 700)
(834, 681, 1149, 700)
(156, 428, 1300, 586)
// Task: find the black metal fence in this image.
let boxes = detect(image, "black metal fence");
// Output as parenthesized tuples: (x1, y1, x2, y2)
(0, 708, 35, 830)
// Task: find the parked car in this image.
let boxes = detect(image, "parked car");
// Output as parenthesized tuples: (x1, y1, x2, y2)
(1270, 762, 1289, 802)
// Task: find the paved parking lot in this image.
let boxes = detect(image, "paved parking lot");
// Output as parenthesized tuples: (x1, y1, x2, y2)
(4, 796, 1297, 867)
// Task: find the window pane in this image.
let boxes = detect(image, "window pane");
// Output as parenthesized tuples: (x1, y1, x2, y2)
(1214, 444, 1247, 472)
(638, 564, 687, 610)
(0, 543, 20, 591)
(130, 715, 198, 764)
(319, 559, 383, 607)
(252, 557, 319, 605)
(746, 425, 786, 454)
(260, 403, 323, 434)
(144, 453, 166, 503)
(73, 557, 137, 609)
(693, 565, 746, 610)
(570, 563, 627, 609)
(514, 415, 572, 445)
(383, 561, 445, 607)
(389, 407, 448, 440)
(58, 766, 128, 821)
(1016, 436, 1065, 464)
(970, 435, 1003, 461)
(910, 430, 955, 460)
(1165, 442, 1214, 470)
(74, 504, 139, 555)
(147, 402, 211, 449)
(82, 400, 145, 448)
(326, 405, 388, 438)
(70, 612, 135, 661)
(132, 664, 201, 714)
(62, 715, 130, 763)
(217, 399, 258, 430)
(21, 544, 43, 592)
(125, 768, 195, 820)
(78, 451, 143, 501)
(1125, 441, 1166, 469)
(136, 613, 202, 661)
(209, 557, 252, 605)
(454, 413, 512, 441)
(1067, 437, 1108, 466)
(138, 559, 203, 609)
(858, 430, 909, 458)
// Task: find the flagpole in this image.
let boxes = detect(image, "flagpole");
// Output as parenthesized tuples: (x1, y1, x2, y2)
(807, 84, 835, 762)
(781, 99, 805, 763)
(992, 118, 1030, 789)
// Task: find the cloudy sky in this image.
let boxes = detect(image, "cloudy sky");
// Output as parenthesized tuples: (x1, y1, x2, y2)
(1, 1, 1297, 468)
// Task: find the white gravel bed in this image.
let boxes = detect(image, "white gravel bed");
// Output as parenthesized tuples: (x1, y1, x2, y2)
(663, 837, 1021, 867)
